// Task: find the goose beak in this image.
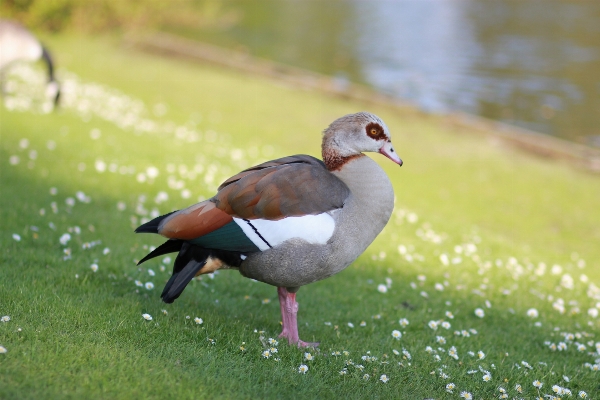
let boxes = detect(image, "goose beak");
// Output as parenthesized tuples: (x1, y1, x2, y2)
(379, 141, 403, 166)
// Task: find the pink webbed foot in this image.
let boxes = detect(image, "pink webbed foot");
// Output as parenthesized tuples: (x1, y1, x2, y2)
(277, 287, 319, 348)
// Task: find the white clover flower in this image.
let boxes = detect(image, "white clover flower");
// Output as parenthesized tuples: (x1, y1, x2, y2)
(194, 317, 203, 325)
(297, 364, 308, 374)
(59, 233, 71, 245)
(474, 308, 485, 318)
(527, 308, 539, 318)
(533, 380, 543, 388)
(448, 346, 459, 360)
(379, 374, 389, 383)
(552, 385, 563, 395)
(515, 384, 523, 393)
(304, 352, 313, 361)
(557, 342, 567, 351)
(90, 263, 98, 272)
(1, 316, 10, 322)
(145, 282, 154, 290)
(440, 253, 449, 266)
(142, 313, 152, 321)
(399, 318, 409, 327)
(377, 284, 388, 293)
(391, 330, 402, 339)
(402, 349, 411, 360)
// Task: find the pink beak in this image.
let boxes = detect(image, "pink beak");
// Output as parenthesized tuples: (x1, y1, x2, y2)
(379, 141, 403, 166)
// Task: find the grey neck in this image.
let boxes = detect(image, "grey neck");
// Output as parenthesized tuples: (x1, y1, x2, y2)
(328, 155, 395, 268)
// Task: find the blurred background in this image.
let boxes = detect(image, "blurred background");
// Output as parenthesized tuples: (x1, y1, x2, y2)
(3, 0, 600, 147)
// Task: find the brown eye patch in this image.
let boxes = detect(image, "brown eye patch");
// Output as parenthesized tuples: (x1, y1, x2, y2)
(365, 122, 387, 141)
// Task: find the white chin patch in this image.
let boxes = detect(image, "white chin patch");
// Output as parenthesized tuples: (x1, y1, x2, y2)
(233, 213, 335, 251)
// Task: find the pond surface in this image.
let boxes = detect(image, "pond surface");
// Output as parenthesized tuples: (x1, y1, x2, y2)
(170, 0, 600, 146)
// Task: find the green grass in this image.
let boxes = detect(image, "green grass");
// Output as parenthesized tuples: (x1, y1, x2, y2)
(1, 34, 599, 399)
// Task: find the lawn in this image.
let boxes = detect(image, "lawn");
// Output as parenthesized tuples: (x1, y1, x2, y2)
(1, 34, 599, 399)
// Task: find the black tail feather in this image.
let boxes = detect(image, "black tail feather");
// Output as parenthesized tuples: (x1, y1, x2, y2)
(40, 44, 61, 106)
(161, 259, 207, 303)
(40, 45, 55, 83)
(137, 239, 184, 265)
(161, 243, 210, 303)
(135, 211, 178, 234)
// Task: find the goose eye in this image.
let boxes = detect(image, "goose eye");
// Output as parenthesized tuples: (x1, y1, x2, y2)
(365, 122, 386, 140)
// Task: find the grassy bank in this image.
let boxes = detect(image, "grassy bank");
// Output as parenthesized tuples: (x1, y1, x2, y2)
(1, 34, 599, 399)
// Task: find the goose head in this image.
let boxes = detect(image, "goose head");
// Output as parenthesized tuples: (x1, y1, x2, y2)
(322, 112, 403, 170)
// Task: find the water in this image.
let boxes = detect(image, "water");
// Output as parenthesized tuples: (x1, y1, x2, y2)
(168, 0, 600, 147)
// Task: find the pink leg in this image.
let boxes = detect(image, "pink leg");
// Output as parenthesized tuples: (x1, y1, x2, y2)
(277, 287, 319, 348)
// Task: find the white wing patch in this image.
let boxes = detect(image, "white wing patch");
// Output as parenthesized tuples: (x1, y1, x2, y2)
(233, 213, 335, 251)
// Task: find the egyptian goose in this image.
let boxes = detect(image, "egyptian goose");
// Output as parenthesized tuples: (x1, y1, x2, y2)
(136, 112, 402, 347)
(0, 19, 60, 105)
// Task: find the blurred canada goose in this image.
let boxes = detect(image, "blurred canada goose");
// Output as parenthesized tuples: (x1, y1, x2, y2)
(136, 112, 402, 347)
(0, 19, 60, 106)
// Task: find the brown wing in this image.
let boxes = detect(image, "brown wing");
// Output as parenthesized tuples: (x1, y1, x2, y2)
(212, 155, 350, 220)
(158, 201, 233, 240)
